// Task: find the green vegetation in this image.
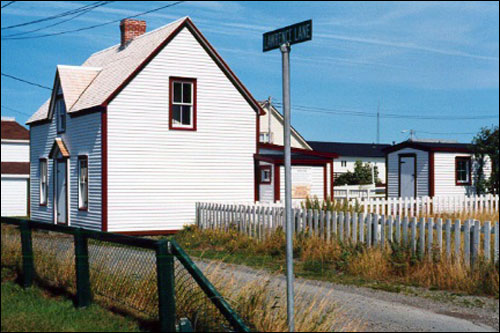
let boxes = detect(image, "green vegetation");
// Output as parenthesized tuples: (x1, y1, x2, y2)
(1, 274, 141, 332)
(334, 160, 381, 186)
(175, 225, 500, 298)
(473, 125, 499, 195)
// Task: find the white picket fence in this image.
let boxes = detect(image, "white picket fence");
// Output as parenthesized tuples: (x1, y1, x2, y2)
(333, 185, 385, 200)
(195, 202, 499, 266)
(360, 194, 499, 216)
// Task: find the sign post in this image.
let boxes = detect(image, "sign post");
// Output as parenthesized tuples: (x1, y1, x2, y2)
(263, 20, 312, 333)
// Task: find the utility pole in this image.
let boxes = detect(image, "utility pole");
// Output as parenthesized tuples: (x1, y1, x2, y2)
(377, 102, 380, 144)
(267, 96, 272, 143)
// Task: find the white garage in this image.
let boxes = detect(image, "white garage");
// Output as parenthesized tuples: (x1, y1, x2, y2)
(1, 117, 30, 217)
(1, 176, 29, 216)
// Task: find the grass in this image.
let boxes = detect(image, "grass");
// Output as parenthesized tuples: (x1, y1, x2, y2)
(174, 225, 500, 298)
(1, 223, 359, 332)
(1, 270, 141, 332)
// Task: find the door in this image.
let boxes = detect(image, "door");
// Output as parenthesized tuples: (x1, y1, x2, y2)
(56, 159, 67, 225)
(399, 155, 416, 198)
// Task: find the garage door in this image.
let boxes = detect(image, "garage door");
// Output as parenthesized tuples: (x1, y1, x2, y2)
(1, 177, 28, 217)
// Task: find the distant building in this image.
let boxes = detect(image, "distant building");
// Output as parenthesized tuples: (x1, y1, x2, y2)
(1, 117, 30, 216)
(308, 141, 390, 184)
(383, 140, 492, 198)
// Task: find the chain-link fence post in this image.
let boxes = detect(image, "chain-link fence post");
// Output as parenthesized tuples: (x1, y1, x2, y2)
(19, 220, 34, 288)
(74, 228, 91, 308)
(156, 240, 176, 332)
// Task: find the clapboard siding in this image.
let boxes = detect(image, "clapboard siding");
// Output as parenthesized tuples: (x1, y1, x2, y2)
(387, 148, 429, 198)
(333, 156, 386, 184)
(434, 152, 492, 196)
(30, 109, 102, 229)
(279, 165, 325, 204)
(107, 27, 256, 232)
(1, 142, 30, 162)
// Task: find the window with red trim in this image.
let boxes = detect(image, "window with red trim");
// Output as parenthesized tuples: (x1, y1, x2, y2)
(169, 77, 196, 130)
(260, 166, 272, 184)
(456, 156, 471, 186)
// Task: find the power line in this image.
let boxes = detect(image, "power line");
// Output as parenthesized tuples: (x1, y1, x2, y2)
(1, 72, 52, 90)
(1, 1, 16, 9)
(2, 1, 115, 38)
(1, 104, 31, 117)
(1, 1, 109, 30)
(273, 101, 498, 121)
(417, 130, 477, 135)
(2, 1, 186, 40)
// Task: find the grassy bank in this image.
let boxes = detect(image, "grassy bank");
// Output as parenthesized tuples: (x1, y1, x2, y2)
(174, 225, 499, 297)
(1, 273, 141, 332)
(1, 224, 357, 332)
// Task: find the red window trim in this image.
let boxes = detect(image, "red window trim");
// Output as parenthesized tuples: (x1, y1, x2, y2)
(455, 156, 472, 186)
(259, 165, 272, 184)
(168, 77, 197, 131)
(39, 158, 48, 206)
(78, 155, 89, 211)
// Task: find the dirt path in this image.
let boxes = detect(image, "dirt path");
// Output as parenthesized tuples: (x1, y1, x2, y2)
(195, 260, 499, 332)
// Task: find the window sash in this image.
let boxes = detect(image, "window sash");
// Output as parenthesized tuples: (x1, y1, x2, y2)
(56, 97, 66, 133)
(456, 159, 470, 184)
(78, 158, 88, 209)
(39, 160, 47, 205)
(171, 81, 194, 128)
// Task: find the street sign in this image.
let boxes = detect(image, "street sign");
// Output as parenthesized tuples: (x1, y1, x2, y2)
(263, 20, 312, 52)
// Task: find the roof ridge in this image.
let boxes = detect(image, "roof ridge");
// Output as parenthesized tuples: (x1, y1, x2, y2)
(85, 16, 188, 59)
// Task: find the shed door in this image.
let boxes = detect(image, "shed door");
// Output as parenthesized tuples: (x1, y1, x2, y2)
(56, 159, 67, 225)
(1, 177, 28, 216)
(400, 155, 416, 198)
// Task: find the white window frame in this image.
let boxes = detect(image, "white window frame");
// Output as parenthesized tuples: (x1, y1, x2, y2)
(341, 160, 347, 168)
(39, 159, 48, 205)
(78, 156, 89, 210)
(56, 95, 66, 133)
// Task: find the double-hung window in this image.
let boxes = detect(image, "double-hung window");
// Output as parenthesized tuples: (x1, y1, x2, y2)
(78, 156, 89, 210)
(39, 159, 48, 205)
(456, 157, 471, 185)
(169, 77, 196, 130)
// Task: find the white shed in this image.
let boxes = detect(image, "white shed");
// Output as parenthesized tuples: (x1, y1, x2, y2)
(1, 118, 30, 217)
(384, 140, 492, 198)
(27, 17, 264, 234)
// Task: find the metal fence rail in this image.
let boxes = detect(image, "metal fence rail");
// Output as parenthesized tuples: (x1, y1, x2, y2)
(0, 217, 250, 333)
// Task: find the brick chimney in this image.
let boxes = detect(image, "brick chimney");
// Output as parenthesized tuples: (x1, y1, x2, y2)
(120, 19, 146, 46)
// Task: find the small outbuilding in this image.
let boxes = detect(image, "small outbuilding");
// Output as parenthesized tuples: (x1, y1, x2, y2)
(1, 117, 30, 216)
(384, 140, 492, 198)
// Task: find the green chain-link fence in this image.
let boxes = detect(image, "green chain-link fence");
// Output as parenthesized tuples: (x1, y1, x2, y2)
(1, 218, 250, 332)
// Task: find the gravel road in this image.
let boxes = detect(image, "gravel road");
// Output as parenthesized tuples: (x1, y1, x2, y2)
(196, 260, 499, 332)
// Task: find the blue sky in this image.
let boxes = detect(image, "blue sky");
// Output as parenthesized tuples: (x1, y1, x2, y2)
(1, 1, 498, 144)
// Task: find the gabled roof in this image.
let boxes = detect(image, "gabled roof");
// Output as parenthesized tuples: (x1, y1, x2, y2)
(382, 140, 474, 154)
(260, 102, 312, 150)
(27, 17, 264, 125)
(309, 141, 390, 158)
(58, 65, 102, 111)
(1, 119, 29, 140)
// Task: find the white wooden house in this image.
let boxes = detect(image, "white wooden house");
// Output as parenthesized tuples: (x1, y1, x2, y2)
(1, 117, 30, 216)
(384, 140, 492, 198)
(256, 102, 337, 203)
(27, 17, 265, 234)
(308, 141, 390, 184)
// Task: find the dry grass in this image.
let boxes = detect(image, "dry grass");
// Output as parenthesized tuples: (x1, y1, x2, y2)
(1, 224, 359, 332)
(176, 225, 500, 298)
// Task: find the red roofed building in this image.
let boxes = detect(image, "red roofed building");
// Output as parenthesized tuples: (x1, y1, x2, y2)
(1, 117, 30, 216)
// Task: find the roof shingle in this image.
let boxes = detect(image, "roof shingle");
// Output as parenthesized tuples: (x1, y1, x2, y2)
(1, 120, 29, 140)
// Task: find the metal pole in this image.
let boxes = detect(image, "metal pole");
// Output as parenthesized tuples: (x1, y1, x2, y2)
(280, 42, 294, 332)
